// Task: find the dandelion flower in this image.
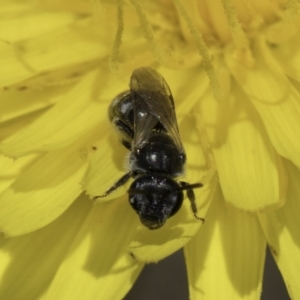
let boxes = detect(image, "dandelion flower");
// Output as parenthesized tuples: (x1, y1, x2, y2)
(0, 0, 299, 299)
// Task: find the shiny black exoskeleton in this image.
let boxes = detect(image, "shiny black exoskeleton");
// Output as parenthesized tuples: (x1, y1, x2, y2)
(94, 67, 203, 229)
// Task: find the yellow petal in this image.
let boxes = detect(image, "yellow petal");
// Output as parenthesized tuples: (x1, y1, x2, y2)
(0, 110, 47, 143)
(0, 195, 91, 299)
(1, 16, 107, 87)
(269, 31, 300, 81)
(0, 85, 68, 123)
(37, 0, 93, 14)
(158, 66, 210, 121)
(185, 185, 266, 300)
(43, 197, 143, 300)
(81, 66, 131, 200)
(82, 133, 129, 201)
(265, 19, 299, 46)
(0, 137, 89, 236)
(0, 154, 40, 193)
(0, 42, 34, 87)
(0, 71, 106, 158)
(258, 159, 300, 299)
(0, 1, 77, 42)
(226, 37, 300, 169)
(197, 67, 287, 211)
(128, 116, 217, 262)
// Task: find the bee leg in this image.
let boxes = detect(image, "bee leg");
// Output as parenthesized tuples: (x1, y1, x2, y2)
(121, 139, 132, 150)
(93, 171, 133, 200)
(180, 181, 205, 223)
(112, 119, 133, 150)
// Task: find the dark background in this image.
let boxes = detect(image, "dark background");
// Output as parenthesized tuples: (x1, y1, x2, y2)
(125, 248, 289, 300)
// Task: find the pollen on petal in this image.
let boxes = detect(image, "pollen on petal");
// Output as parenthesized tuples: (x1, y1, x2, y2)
(172, 0, 223, 102)
(221, 0, 249, 50)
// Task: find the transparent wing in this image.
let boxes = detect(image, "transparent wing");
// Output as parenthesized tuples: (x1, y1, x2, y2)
(130, 67, 184, 152)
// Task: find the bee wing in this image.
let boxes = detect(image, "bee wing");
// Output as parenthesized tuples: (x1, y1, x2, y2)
(130, 67, 184, 152)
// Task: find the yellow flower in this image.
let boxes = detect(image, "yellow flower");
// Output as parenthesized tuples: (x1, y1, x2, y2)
(0, 0, 299, 299)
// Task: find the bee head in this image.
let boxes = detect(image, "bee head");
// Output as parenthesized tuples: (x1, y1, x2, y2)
(128, 175, 184, 230)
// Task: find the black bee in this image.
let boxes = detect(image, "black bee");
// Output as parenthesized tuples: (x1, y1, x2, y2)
(94, 67, 203, 229)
